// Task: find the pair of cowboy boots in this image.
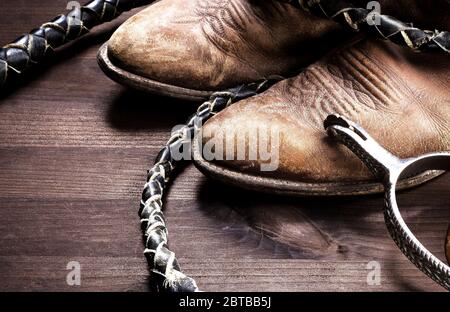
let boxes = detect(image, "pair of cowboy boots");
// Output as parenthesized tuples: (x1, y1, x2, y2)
(98, 0, 450, 262)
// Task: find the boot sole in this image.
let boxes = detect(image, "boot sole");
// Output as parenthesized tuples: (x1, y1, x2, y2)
(97, 42, 213, 101)
(191, 139, 445, 196)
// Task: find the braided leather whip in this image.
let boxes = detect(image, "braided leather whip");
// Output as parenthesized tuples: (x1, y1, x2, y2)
(0, 0, 154, 91)
(2, 0, 448, 92)
(285, 0, 450, 53)
(139, 80, 278, 292)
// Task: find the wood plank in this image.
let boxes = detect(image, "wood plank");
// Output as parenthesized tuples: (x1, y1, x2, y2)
(0, 147, 204, 200)
(0, 174, 448, 291)
(0, 88, 197, 148)
(0, 257, 441, 292)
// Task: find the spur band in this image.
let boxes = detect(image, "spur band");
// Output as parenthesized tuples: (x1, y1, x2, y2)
(325, 114, 450, 291)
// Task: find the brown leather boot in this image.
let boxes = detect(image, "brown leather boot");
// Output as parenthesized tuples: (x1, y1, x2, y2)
(192, 36, 450, 195)
(98, 0, 346, 100)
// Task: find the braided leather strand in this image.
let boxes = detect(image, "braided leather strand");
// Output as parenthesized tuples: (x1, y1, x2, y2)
(0, 0, 153, 90)
(284, 0, 450, 53)
(139, 80, 278, 292)
(2, 0, 449, 91)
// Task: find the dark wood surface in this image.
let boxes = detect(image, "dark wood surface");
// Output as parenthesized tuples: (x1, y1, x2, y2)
(0, 0, 448, 292)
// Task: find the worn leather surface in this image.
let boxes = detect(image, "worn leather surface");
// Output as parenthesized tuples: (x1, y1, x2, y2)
(201, 37, 450, 182)
(107, 0, 345, 91)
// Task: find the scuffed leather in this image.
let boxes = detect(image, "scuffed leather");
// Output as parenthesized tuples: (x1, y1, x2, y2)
(201, 38, 450, 182)
(107, 0, 345, 91)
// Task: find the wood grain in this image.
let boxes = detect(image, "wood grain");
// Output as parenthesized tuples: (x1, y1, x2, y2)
(0, 0, 448, 292)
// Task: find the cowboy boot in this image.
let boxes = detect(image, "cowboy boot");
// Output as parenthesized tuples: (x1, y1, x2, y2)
(191, 0, 450, 194)
(192, 33, 450, 195)
(98, 0, 347, 100)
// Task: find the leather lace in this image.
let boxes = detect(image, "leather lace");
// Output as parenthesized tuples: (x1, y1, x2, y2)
(0, 0, 153, 90)
(285, 0, 450, 53)
(1, 0, 449, 91)
(139, 80, 279, 291)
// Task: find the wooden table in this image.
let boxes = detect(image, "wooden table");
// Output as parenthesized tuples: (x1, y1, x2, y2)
(0, 0, 448, 292)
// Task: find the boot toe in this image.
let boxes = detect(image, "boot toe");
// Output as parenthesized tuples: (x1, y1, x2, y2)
(106, 0, 344, 92)
(199, 93, 372, 183)
(108, 4, 223, 91)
